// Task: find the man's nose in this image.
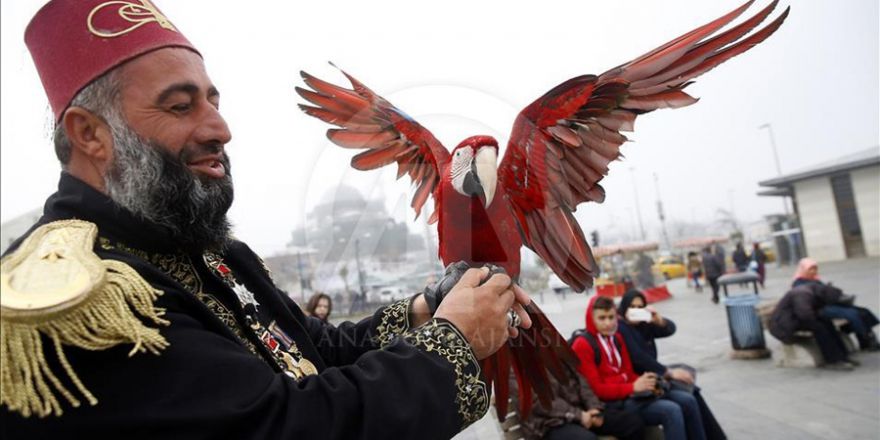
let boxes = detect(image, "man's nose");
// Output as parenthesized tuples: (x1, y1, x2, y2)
(194, 104, 232, 146)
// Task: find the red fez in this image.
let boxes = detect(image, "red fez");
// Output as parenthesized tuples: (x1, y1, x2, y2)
(25, 0, 200, 121)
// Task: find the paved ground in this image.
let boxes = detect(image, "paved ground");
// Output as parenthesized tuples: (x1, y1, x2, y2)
(456, 257, 880, 440)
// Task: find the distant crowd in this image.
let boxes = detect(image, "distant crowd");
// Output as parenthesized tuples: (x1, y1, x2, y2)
(687, 242, 768, 303)
(511, 255, 879, 439)
(512, 289, 726, 440)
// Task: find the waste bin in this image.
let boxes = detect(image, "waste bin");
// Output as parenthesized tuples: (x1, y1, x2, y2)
(723, 294, 770, 358)
(717, 272, 760, 297)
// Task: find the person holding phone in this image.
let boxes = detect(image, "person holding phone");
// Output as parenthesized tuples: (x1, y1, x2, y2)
(618, 290, 727, 439)
(573, 295, 707, 440)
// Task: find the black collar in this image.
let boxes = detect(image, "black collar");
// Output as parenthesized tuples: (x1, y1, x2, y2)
(41, 172, 183, 253)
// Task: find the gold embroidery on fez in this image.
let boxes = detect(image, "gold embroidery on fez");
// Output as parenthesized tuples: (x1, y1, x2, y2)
(88, 0, 176, 38)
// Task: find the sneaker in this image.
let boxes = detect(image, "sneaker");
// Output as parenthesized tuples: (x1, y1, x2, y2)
(859, 334, 880, 352)
(823, 361, 855, 371)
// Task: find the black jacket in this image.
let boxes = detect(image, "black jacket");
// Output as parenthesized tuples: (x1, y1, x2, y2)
(617, 320, 676, 376)
(732, 249, 749, 268)
(1, 173, 488, 439)
(768, 284, 825, 343)
(702, 251, 724, 278)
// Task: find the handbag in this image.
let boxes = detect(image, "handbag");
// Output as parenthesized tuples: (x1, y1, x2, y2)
(666, 363, 697, 394)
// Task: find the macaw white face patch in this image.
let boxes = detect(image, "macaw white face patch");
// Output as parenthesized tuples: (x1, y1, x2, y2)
(450, 147, 475, 196)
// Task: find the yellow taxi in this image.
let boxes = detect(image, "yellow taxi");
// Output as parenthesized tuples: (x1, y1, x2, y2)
(653, 255, 687, 280)
(761, 243, 777, 263)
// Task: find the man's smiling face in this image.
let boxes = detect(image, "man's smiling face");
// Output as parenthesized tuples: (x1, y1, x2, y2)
(99, 47, 236, 250)
(117, 47, 232, 181)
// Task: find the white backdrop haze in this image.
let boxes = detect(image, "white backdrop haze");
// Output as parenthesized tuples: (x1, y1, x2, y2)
(2, 0, 878, 256)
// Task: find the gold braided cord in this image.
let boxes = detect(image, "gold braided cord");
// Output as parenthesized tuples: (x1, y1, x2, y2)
(1, 221, 169, 418)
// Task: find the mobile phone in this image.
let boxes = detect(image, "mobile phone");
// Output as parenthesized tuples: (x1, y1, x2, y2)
(626, 308, 652, 322)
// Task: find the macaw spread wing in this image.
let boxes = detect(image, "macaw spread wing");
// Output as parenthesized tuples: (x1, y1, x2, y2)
(297, 68, 450, 221)
(499, 0, 789, 291)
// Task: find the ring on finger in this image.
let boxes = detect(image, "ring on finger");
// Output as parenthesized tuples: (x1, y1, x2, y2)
(507, 309, 522, 328)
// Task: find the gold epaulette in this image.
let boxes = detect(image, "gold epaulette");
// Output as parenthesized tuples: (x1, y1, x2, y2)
(0, 220, 169, 418)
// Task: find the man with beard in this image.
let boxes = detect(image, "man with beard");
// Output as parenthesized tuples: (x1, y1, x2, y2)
(0, 1, 531, 438)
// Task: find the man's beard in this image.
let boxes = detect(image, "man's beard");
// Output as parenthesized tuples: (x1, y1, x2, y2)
(103, 120, 234, 251)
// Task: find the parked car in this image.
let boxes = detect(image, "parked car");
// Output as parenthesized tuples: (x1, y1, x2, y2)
(377, 285, 407, 303)
(548, 273, 573, 295)
(653, 255, 686, 280)
(760, 242, 777, 263)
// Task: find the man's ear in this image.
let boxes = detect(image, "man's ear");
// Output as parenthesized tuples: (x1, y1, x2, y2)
(62, 107, 114, 163)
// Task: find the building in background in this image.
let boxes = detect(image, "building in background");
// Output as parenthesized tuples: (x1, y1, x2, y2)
(274, 184, 435, 309)
(758, 147, 879, 262)
(290, 185, 424, 263)
(1, 208, 42, 254)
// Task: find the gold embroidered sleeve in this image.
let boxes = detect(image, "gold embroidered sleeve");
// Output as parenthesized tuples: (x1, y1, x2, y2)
(371, 295, 415, 347)
(398, 318, 489, 429)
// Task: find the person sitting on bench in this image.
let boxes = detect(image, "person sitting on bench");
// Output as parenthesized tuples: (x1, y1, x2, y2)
(509, 361, 646, 440)
(768, 282, 860, 370)
(792, 258, 880, 351)
(617, 290, 726, 440)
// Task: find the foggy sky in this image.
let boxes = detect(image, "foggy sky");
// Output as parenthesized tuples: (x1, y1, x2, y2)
(2, 0, 878, 256)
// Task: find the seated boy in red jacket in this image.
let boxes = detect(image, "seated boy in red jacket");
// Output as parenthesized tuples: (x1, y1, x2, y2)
(572, 295, 708, 440)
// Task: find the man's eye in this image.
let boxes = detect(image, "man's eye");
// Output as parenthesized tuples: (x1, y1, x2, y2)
(170, 103, 191, 112)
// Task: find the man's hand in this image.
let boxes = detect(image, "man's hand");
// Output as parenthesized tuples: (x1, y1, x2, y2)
(667, 367, 695, 385)
(409, 294, 432, 328)
(434, 268, 531, 360)
(632, 372, 657, 393)
(412, 278, 531, 334)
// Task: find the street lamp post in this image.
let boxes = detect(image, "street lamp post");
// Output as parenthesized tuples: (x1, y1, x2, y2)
(759, 122, 799, 264)
(758, 123, 790, 216)
(354, 239, 367, 313)
(630, 167, 647, 241)
(653, 173, 671, 250)
(296, 251, 306, 303)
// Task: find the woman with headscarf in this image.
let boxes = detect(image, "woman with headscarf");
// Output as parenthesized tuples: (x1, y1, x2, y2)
(617, 290, 727, 439)
(791, 258, 879, 351)
(768, 281, 857, 369)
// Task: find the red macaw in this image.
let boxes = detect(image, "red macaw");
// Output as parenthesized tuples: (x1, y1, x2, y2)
(297, 0, 788, 418)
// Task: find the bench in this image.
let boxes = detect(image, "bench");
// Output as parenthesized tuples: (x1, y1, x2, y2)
(494, 398, 664, 440)
(757, 300, 857, 368)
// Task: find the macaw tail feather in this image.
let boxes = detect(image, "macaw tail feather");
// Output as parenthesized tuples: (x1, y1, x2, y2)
(484, 301, 579, 420)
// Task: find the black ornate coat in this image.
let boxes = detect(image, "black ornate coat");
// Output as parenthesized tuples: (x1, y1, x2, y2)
(1, 173, 488, 439)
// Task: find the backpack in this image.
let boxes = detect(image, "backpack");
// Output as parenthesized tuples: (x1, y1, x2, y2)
(568, 328, 622, 367)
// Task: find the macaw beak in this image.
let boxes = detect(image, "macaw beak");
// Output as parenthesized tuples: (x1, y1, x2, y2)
(474, 146, 497, 207)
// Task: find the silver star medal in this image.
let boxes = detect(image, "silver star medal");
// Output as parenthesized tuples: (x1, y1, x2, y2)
(233, 281, 260, 310)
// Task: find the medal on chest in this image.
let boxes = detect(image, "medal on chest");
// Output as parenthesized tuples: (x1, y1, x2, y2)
(202, 252, 318, 379)
(203, 252, 260, 310)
